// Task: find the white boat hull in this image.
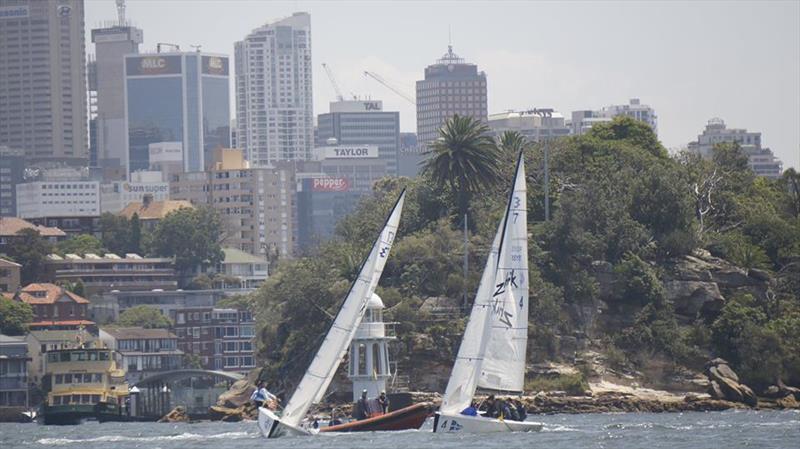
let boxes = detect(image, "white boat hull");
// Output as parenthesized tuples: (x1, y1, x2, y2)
(257, 407, 316, 438)
(433, 412, 543, 433)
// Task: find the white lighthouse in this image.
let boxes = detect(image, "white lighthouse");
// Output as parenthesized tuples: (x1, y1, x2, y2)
(348, 293, 394, 401)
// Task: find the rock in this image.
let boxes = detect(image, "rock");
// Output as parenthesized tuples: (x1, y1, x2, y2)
(715, 376, 744, 403)
(708, 380, 724, 399)
(159, 405, 189, 423)
(705, 358, 729, 368)
(664, 280, 725, 317)
(738, 384, 758, 407)
(710, 267, 756, 288)
(776, 394, 799, 409)
(763, 385, 782, 398)
(776, 380, 800, 400)
(714, 364, 740, 383)
(748, 268, 772, 282)
(216, 367, 264, 409)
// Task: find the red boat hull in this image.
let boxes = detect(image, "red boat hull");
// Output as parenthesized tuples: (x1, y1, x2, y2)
(320, 403, 430, 433)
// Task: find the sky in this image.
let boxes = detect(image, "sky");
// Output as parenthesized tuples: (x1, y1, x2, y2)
(84, 0, 800, 170)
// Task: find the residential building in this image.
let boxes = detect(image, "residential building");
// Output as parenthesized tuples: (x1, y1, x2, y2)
(25, 329, 96, 385)
(15, 180, 100, 234)
(0, 146, 25, 217)
(99, 327, 183, 384)
(91, 22, 143, 170)
(0, 334, 29, 408)
(416, 45, 488, 146)
(488, 109, 571, 141)
(0, 217, 66, 255)
(43, 253, 177, 296)
(0, 258, 21, 292)
(235, 12, 314, 165)
(687, 118, 783, 178)
(117, 196, 192, 231)
(219, 247, 269, 289)
(317, 100, 400, 175)
(100, 171, 169, 214)
(124, 52, 230, 176)
(12, 283, 94, 331)
(571, 98, 657, 135)
(90, 288, 228, 324)
(0, 0, 88, 164)
(170, 149, 295, 258)
(169, 306, 256, 374)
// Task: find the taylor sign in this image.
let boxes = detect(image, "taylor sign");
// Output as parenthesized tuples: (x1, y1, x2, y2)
(312, 178, 349, 192)
(323, 145, 378, 159)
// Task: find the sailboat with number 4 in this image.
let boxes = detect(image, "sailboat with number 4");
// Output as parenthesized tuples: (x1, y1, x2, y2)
(433, 153, 543, 433)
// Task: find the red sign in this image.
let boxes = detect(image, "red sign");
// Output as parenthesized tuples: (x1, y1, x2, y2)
(312, 177, 349, 192)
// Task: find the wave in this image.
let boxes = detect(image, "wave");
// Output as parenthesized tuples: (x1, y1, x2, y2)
(37, 431, 253, 446)
(542, 424, 578, 432)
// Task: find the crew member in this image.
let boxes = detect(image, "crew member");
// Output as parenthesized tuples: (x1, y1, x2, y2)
(378, 391, 390, 414)
(354, 390, 369, 420)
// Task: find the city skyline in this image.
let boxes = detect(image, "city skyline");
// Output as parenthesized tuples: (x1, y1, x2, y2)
(83, 1, 800, 170)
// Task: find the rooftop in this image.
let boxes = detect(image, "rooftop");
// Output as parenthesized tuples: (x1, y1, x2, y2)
(0, 258, 22, 268)
(15, 283, 90, 305)
(28, 329, 97, 342)
(222, 247, 268, 265)
(101, 327, 177, 340)
(0, 217, 66, 238)
(118, 200, 193, 221)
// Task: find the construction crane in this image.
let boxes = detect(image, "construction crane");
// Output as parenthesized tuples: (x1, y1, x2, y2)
(322, 63, 344, 102)
(363, 71, 416, 105)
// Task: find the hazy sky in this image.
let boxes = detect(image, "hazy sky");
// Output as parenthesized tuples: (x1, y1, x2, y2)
(85, 0, 800, 169)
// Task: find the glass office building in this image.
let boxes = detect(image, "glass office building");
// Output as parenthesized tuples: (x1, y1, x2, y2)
(125, 53, 230, 177)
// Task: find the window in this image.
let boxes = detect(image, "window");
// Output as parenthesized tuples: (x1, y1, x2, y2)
(224, 356, 239, 368)
(225, 341, 237, 352)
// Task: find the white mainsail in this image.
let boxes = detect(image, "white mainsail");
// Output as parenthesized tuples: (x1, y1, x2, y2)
(478, 155, 528, 392)
(278, 191, 406, 427)
(439, 153, 528, 415)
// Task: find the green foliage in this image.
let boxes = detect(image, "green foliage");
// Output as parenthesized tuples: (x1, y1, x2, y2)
(614, 254, 665, 307)
(118, 305, 172, 329)
(98, 213, 133, 255)
(217, 294, 253, 310)
(129, 213, 142, 254)
(187, 274, 214, 290)
(148, 207, 224, 276)
(7, 228, 52, 284)
(58, 279, 85, 297)
(0, 297, 33, 336)
(56, 234, 104, 257)
(525, 373, 589, 395)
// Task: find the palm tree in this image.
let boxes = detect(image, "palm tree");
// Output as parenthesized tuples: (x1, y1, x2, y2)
(498, 130, 528, 155)
(421, 114, 501, 223)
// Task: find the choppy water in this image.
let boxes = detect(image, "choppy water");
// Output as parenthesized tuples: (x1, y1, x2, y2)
(1, 410, 798, 449)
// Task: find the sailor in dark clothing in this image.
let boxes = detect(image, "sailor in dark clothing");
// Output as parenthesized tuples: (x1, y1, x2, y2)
(500, 399, 516, 420)
(514, 399, 527, 421)
(377, 391, 390, 414)
(354, 390, 369, 420)
(483, 395, 500, 418)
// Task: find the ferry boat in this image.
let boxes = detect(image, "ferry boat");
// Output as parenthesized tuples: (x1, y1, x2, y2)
(40, 344, 130, 425)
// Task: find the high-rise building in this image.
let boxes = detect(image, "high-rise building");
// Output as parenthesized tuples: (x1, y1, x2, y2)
(687, 118, 783, 178)
(91, 23, 143, 170)
(124, 52, 231, 177)
(571, 98, 657, 136)
(316, 100, 400, 175)
(0, 0, 88, 163)
(397, 132, 425, 178)
(416, 45, 488, 147)
(488, 109, 571, 142)
(235, 12, 313, 166)
(170, 149, 295, 259)
(0, 146, 25, 217)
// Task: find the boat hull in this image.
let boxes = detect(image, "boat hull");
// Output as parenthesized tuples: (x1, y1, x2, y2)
(258, 407, 315, 438)
(320, 403, 429, 433)
(40, 404, 95, 425)
(433, 412, 543, 433)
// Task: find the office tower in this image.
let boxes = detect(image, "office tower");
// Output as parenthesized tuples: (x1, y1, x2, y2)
(235, 12, 313, 166)
(416, 45, 488, 147)
(91, 21, 143, 169)
(0, 0, 88, 163)
(488, 109, 571, 141)
(688, 118, 783, 178)
(0, 146, 25, 216)
(124, 52, 230, 177)
(316, 100, 400, 175)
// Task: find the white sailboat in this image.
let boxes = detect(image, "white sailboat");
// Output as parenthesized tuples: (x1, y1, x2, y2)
(433, 153, 542, 433)
(258, 190, 406, 438)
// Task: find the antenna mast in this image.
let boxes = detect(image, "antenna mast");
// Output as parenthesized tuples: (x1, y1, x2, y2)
(115, 0, 126, 25)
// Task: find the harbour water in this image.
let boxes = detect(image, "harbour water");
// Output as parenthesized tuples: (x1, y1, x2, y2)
(1, 410, 797, 449)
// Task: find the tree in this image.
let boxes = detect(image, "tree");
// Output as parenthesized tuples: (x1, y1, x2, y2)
(421, 114, 501, 224)
(129, 213, 142, 254)
(148, 207, 224, 278)
(7, 228, 52, 284)
(117, 305, 172, 329)
(56, 234, 104, 257)
(98, 213, 131, 255)
(0, 297, 33, 336)
(58, 279, 86, 297)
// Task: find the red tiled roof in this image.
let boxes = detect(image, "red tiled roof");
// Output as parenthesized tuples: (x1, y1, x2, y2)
(16, 283, 90, 305)
(0, 217, 66, 237)
(118, 200, 193, 221)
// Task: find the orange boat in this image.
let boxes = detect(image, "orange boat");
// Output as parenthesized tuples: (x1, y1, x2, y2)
(320, 402, 430, 433)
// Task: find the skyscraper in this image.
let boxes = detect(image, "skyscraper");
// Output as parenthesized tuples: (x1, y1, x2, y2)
(124, 52, 230, 177)
(91, 22, 143, 169)
(0, 0, 88, 163)
(316, 100, 400, 175)
(416, 46, 488, 146)
(235, 12, 313, 166)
